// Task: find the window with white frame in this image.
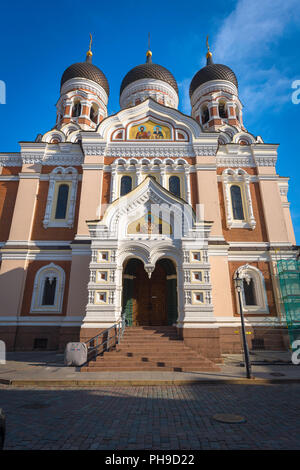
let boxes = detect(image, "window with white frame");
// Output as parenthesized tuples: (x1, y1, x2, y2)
(43, 167, 78, 228)
(222, 168, 256, 229)
(235, 264, 269, 314)
(30, 263, 65, 313)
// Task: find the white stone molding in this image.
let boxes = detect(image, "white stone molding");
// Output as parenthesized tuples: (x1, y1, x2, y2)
(120, 78, 179, 110)
(42, 129, 66, 144)
(97, 98, 205, 141)
(232, 131, 256, 145)
(190, 80, 238, 109)
(60, 77, 109, 107)
(30, 263, 65, 314)
(235, 264, 269, 314)
(105, 142, 195, 158)
(0, 153, 22, 166)
(184, 164, 191, 204)
(222, 168, 256, 229)
(43, 166, 78, 228)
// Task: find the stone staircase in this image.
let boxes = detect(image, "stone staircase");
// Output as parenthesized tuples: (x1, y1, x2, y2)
(81, 326, 220, 372)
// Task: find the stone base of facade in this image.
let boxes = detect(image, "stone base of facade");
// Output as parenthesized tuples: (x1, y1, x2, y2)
(0, 325, 290, 357)
(177, 327, 222, 362)
(219, 326, 289, 354)
(0, 326, 81, 351)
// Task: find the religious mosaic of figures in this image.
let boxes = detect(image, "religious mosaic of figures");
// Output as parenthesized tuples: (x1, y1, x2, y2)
(129, 120, 171, 140)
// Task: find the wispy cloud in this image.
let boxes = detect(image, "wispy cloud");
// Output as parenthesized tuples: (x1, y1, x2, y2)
(178, 0, 300, 118)
(213, 0, 300, 116)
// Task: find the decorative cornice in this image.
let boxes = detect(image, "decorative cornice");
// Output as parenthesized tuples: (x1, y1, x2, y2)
(216, 156, 254, 167)
(104, 142, 195, 158)
(254, 155, 277, 167)
(0, 154, 22, 166)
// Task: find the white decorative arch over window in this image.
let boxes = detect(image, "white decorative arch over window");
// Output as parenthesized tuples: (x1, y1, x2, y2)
(43, 166, 78, 228)
(235, 264, 269, 314)
(110, 158, 191, 203)
(30, 263, 66, 313)
(222, 168, 256, 229)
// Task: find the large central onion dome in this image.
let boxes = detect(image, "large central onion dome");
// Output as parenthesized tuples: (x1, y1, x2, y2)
(120, 51, 179, 109)
(189, 51, 238, 99)
(61, 59, 109, 96)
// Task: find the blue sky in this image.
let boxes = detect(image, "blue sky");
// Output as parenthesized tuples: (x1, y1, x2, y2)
(0, 0, 299, 242)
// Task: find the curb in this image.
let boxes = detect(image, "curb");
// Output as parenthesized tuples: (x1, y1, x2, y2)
(1, 377, 300, 387)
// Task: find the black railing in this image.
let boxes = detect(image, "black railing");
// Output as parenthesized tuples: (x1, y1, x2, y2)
(85, 316, 126, 362)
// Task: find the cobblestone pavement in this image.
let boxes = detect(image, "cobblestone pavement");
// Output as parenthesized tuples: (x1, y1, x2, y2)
(1, 384, 300, 450)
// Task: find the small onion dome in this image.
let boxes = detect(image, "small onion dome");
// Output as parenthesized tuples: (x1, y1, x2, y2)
(120, 51, 178, 96)
(61, 59, 109, 96)
(189, 52, 238, 98)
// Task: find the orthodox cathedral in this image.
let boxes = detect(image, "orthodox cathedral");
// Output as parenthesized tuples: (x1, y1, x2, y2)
(0, 38, 297, 362)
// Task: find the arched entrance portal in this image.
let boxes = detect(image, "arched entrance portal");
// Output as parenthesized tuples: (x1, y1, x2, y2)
(122, 258, 178, 326)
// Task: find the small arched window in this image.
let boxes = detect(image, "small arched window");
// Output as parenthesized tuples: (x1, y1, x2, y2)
(169, 176, 181, 197)
(42, 277, 57, 306)
(201, 105, 209, 124)
(120, 176, 132, 196)
(235, 265, 269, 314)
(55, 184, 69, 219)
(30, 263, 65, 313)
(90, 104, 99, 124)
(230, 185, 244, 220)
(218, 101, 228, 118)
(243, 278, 257, 305)
(72, 101, 81, 117)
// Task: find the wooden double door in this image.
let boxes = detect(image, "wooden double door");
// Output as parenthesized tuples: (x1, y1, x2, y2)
(124, 261, 168, 326)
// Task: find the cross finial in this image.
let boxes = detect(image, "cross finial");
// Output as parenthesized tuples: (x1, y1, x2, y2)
(86, 33, 93, 62)
(146, 32, 152, 63)
(206, 35, 213, 65)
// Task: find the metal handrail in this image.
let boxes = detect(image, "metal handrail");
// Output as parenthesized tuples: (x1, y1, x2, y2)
(85, 315, 126, 362)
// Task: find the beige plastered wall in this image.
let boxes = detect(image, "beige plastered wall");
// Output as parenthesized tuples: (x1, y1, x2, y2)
(77, 156, 104, 236)
(210, 254, 234, 317)
(257, 167, 290, 243)
(195, 156, 223, 237)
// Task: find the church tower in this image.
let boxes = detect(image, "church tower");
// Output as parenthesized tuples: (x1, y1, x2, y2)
(55, 36, 109, 132)
(189, 38, 245, 132)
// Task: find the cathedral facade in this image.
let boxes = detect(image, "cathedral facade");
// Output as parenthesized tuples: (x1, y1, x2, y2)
(0, 43, 297, 360)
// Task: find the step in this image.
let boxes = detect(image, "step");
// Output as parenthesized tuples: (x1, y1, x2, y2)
(89, 359, 213, 367)
(82, 365, 220, 372)
(100, 352, 200, 360)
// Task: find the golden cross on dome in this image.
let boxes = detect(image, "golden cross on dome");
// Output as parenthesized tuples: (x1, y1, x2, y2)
(206, 35, 212, 60)
(87, 33, 93, 57)
(206, 35, 210, 52)
(146, 32, 152, 60)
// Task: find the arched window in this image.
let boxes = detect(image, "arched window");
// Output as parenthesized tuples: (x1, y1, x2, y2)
(30, 263, 65, 313)
(55, 184, 69, 219)
(243, 278, 256, 305)
(90, 104, 99, 124)
(218, 101, 228, 118)
(72, 100, 81, 117)
(169, 176, 181, 197)
(42, 277, 57, 306)
(235, 265, 269, 314)
(230, 185, 244, 220)
(201, 105, 209, 124)
(120, 176, 132, 196)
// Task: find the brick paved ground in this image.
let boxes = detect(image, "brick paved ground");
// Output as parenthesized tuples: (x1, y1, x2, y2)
(0, 384, 299, 450)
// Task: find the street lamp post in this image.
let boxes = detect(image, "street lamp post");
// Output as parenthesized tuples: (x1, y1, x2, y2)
(233, 271, 252, 379)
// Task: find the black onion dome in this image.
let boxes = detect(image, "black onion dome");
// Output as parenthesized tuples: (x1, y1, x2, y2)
(61, 62, 109, 96)
(189, 63, 238, 98)
(120, 61, 178, 95)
